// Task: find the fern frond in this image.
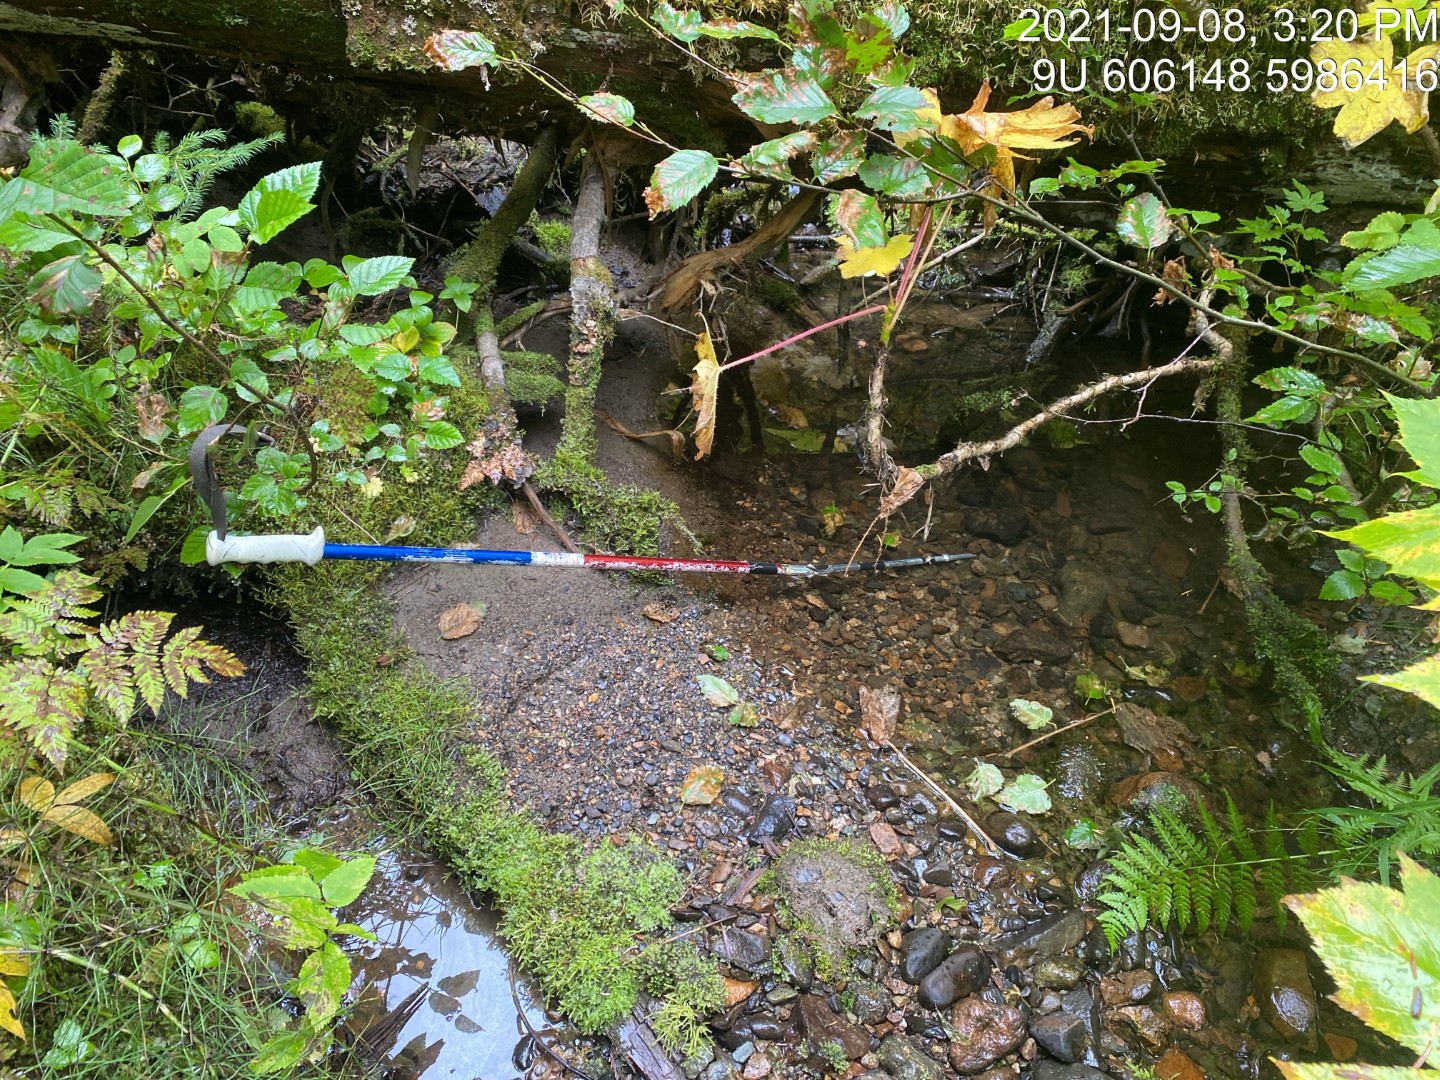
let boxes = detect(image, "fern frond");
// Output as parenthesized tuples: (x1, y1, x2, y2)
(160, 625, 244, 695)
(2, 657, 87, 768)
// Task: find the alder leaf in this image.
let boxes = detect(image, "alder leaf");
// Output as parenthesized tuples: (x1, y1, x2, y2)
(41, 804, 113, 845)
(690, 330, 720, 460)
(996, 773, 1051, 814)
(837, 232, 913, 278)
(1116, 193, 1174, 249)
(423, 29, 498, 70)
(1009, 698, 1054, 731)
(965, 760, 1004, 800)
(643, 149, 719, 216)
(811, 130, 867, 183)
(858, 683, 900, 743)
(680, 764, 724, 805)
(831, 189, 887, 249)
(737, 132, 817, 180)
(653, 1, 703, 41)
(578, 93, 636, 127)
(1385, 391, 1440, 486)
(733, 71, 838, 125)
(727, 702, 760, 727)
(856, 154, 929, 198)
(697, 17, 780, 40)
(698, 673, 741, 706)
(437, 602, 486, 640)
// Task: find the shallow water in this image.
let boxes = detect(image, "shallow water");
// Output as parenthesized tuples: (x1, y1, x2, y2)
(345, 853, 555, 1079)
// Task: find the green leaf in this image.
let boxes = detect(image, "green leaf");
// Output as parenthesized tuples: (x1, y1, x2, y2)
(1363, 655, 1440, 710)
(422, 420, 463, 449)
(267, 896, 336, 949)
(177, 386, 229, 435)
(344, 254, 414, 296)
(124, 488, 178, 543)
(28, 255, 101, 315)
(423, 28, 498, 70)
(1248, 395, 1316, 426)
(1299, 444, 1343, 478)
(737, 132, 817, 180)
(303, 259, 344, 288)
(0, 527, 84, 567)
(578, 93, 636, 127)
(417, 354, 460, 386)
(653, 1, 703, 41)
(41, 1019, 92, 1068)
(996, 773, 1051, 814)
(870, 1, 910, 37)
(208, 224, 244, 252)
(1284, 855, 1440, 1058)
(248, 1029, 309, 1075)
(831, 189, 887, 249)
(733, 71, 838, 125)
(291, 848, 342, 880)
(1008, 698, 1054, 731)
(965, 760, 1003, 800)
(237, 163, 321, 245)
(853, 84, 929, 130)
(698, 673, 741, 706)
(1327, 504, 1440, 591)
(296, 941, 350, 1025)
(318, 855, 375, 907)
(696, 17, 781, 40)
(0, 214, 83, 253)
(856, 154, 929, 198)
(1064, 818, 1103, 850)
(811, 131, 866, 183)
(180, 526, 209, 565)
(1344, 218, 1440, 291)
(1116, 193, 1173, 249)
(644, 150, 719, 214)
(1385, 392, 1440, 487)
(727, 702, 760, 726)
(338, 323, 392, 346)
(1367, 579, 1416, 605)
(229, 864, 323, 901)
(0, 141, 137, 218)
(1319, 569, 1365, 601)
(0, 566, 47, 595)
(1341, 211, 1405, 251)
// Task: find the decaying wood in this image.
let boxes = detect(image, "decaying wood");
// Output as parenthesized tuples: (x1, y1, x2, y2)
(617, 1009, 686, 1080)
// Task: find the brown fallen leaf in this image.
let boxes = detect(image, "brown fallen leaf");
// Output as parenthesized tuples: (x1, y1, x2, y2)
(642, 603, 679, 624)
(680, 765, 724, 805)
(511, 500, 539, 535)
(597, 410, 685, 464)
(879, 466, 926, 517)
(437, 602, 486, 640)
(690, 330, 720, 460)
(858, 683, 900, 744)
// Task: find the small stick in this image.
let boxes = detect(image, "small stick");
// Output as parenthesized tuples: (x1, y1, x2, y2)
(47, 947, 194, 1040)
(1002, 706, 1116, 759)
(508, 959, 594, 1080)
(522, 481, 580, 554)
(1197, 573, 1222, 616)
(721, 858, 772, 906)
(886, 741, 1005, 860)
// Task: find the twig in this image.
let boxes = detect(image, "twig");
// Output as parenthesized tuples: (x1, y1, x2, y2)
(721, 858, 771, 906)
(885, 741, 1005, 860)
(508, 960, 594, 1080)
(47, 946, 195, 1040)
(521, 481, 579, 553)
(1002, 706, 1116, 759)
(1198, 573, 1222, 616)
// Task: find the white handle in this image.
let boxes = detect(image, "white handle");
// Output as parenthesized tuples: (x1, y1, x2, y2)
(207, 528, 326, 566)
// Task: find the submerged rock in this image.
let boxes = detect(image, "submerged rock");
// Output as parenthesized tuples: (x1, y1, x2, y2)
(985, 811, 1037, 856)
(1253, 948, 1318, 1048)
(994, 909, 1087, 964)
(948, 996, 1026, 1073)
(877, 1034, 944, 1080)
(774, 840, 895, 964)
(993, 627, 1073, 663)
(797, 994, 869, 1060)
(965, 508, 1030, 546)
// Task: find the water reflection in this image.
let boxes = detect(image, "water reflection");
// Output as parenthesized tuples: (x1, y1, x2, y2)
(346, 853, 553, 1079)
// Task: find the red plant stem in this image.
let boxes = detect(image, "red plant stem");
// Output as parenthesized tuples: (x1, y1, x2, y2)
(718, 303, 887, 373)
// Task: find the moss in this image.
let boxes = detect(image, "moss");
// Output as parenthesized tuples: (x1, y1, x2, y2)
(534, 458, 677, 555)
(532, 215, 573, 263)
(753, 273, 802, 314)
(233, 101, 286, 139)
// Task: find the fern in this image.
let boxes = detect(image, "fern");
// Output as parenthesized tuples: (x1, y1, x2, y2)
(149, 128, 284, 219)
(1315, 746, 1440, 882)
(1096, 794, 1308, 947)
(0, 569, 243, 767)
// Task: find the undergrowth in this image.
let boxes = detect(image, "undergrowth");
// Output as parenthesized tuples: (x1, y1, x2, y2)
(275, 561, 724, 1045)
(1098, 747, 1440, 945)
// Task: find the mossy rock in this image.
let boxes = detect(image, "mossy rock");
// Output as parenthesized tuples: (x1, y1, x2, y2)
(774, 838, 898, 970)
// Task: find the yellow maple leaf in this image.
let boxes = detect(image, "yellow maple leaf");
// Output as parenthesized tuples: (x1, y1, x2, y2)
(690, 330, 720, 460)
(895, 88, 946, 149)
(837, 232, 915, 279)
(1311, 34, 1434, 147)
(944, 80, 1092, 203)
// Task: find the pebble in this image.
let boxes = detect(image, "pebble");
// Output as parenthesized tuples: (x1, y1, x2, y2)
(1155, 1050, 1206, 1080)
(723, 792, 754, 816)
(732, 1042, 755, 1064)
(993, 626, 1073, 663)
(973, 857, 1011, 888)
(1032, 956, 1088, 991)
(899, 927, 951, 983)
(747, 796, 796, 844)
(765, 985, 798, 1004)
(1114, 1003, 1171, 1052)
(775, 935, 814, 991)
(797, 994, 870, 1060)
(1100, 969, 1155, 1005)
(948, 996, 1027, 1073)
(985, 812, 1038, 855)
(741, 1053, 772, 1080)
(918, 945, 990, 1009)
(935, 816, 968, 841)
(1032, 1064, 1109, 1080)
(867, 784, 901, 810)
(712, 930, 770, 976)
(1253, 947, 1318, 1047)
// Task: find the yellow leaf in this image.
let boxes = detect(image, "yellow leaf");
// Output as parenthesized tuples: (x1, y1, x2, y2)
(392, 326, 420, 352)
(1311, 34, 1430, 147)
(952, 80, 1092, 156)
(690, 330, 720, 460)
(0, 981, 23, 1040)
(54, 772, 114, 807)
(16, 777, 54, 814)
(361, 476, 384, 499)
(0, 952, 29, 978)
(837, 232, 915, 279)
(0, 829, 25, 851)
(41, 804, 113, 845)
(895, 87, 945, 149)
